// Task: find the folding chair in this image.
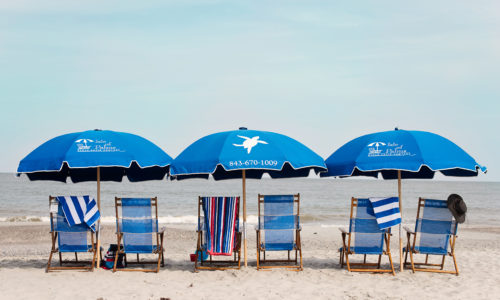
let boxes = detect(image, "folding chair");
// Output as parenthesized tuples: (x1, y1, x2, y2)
(404, 198, 459, 275)
(195, 196, 241, 271)
(256, 194, 302, 271)
(114, 197, 165, 273)
(339, 197, 395, 275)
(46, 196, 98, 272)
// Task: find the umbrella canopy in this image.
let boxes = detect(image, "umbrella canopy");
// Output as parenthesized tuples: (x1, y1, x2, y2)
(171, 128, 326, 179)
(17, 129, 172, 182)
(321, 128, 486, 179)
(17, 129, 173, 268)
(170, 127, 326, 266)
(321, 128, 486, 272)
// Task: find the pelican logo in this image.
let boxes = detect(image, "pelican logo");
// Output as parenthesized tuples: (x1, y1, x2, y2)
(367, 142, 415, 157)
(233, 136, 268, 154)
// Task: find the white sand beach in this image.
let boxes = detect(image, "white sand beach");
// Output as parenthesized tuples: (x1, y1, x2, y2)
(1, 223, 499, 300)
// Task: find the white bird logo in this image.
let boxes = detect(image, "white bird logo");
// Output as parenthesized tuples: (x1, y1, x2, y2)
(233, 136, 268, 154)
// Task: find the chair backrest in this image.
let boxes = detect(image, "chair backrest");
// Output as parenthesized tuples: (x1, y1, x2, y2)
(49, 196, 89, 252)
(258, 194, 300, 251)
(348, 198, 388, 254)
(115, 197, 158, 254)
(199, 196, 240, 255)
(414, 198, 457, 253)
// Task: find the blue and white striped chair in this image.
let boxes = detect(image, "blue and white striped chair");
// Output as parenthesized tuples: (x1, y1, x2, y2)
(195, 196, 241, 271)
(339, 197, 395, 275)
(114, 197, 164, 273)
(256, 194, 302, 271)
(46, 196, 99, 272)
(404, 198, 459, 275)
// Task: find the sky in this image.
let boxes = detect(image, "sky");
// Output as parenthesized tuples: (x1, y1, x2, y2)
(0, 1, 498, 181)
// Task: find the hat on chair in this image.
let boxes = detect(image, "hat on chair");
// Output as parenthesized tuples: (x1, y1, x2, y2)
(447, 194, 467, 224)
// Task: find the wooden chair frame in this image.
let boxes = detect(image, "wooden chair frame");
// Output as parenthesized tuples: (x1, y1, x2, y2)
(404, 198, 459, 275)
(339, 197, 395, 275)
(114, 197, 165, 273)
(256, 194, 303, 271)
(46, 196, 99, 272)
(194, 196, 242, 271)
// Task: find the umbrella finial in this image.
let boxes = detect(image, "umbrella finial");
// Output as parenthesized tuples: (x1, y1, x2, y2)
(239, 127, 247, 130)
(94, 129, 102, 131)
(395, 127, 399, 131)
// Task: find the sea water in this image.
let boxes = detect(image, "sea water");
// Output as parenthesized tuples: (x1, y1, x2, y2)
(0, 173, 498, 227)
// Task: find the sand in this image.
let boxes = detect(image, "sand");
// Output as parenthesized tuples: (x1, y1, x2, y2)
(1, 223, 499, 300)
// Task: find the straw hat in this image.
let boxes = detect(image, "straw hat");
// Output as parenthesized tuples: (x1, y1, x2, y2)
(447, 194, 467, 223)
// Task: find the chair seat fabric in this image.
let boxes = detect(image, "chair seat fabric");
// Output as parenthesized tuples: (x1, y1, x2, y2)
(59, 244, 93, 252)
(340, 246, 384, 255)
(262, 242, 296, 251)
(123, 244, 158, 254)
(404, 246, 447, 255)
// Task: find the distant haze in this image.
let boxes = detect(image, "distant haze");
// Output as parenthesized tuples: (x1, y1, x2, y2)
(0, 1, 497, 181)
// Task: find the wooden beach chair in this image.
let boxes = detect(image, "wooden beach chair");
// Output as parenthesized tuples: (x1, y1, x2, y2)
(114, 197, 165, 273)
(256, 194, 302, 271)
(339, 197, 395, 275)
(195, 196, 241, 271)
(404, 198, 459, 275)
(46, 196, 99, 272)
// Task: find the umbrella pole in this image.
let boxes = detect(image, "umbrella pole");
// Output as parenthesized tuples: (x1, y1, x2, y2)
(242, 170, 247, 267)
(397, 170, 403, 272)
(96, 166, 101, 269)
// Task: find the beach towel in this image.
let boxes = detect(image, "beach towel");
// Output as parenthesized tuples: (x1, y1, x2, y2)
(368, 197, 401, 230)
(56, 195, 100, 232)
(202, 197, 238, 256)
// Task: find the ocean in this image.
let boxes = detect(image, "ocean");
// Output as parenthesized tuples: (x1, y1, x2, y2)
(1, 173, 498, 227)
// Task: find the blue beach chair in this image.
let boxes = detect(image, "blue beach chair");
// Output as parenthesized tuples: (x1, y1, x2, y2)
(404, 198, 459, 275)
(46, 196, 98, 272)
(256, 194, 302, 271)
(195, 196, 241, 271)
(339, 197, 395, 275)
(114, 197, 165, 273)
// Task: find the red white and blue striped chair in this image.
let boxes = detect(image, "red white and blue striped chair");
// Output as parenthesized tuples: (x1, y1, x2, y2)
(195, 196, 241, 271)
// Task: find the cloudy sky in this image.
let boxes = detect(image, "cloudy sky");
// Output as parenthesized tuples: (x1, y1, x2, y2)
(1, 1, 498, 180)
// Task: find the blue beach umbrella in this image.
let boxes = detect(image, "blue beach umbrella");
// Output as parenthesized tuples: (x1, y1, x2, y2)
(17, 129, 173, 266)
(170, 127, 326, 266)
(321, 128, 486, 271)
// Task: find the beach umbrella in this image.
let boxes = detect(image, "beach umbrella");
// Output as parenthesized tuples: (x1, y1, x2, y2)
(17, 129, 173, 267)
(170, 127, 326, 267)
(321, 128, 486, 271)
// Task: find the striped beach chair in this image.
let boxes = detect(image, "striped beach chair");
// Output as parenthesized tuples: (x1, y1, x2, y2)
(195, 196, 241, 271)
(46, 196, 100, 272)
(404, 198, 459, 275)
(114, 197, 165, 273)
(256, 194, 302, 271)
(339, 197, 395, 275)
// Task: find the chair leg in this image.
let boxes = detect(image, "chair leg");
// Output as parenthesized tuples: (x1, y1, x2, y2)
(425, 254, 429, 264)
(377, 255, 382, 268)
(113, 234, 122, 273)
(409, 249, 416, 273)
(59, 252, 63, 266)
(75, 252, 78, 262)
(441, 255, 446, 270)
(387, 251, 395, 276)
(363, 254, 366, 264)
(46, 250, 54, 273)
(451, 253, 459, 276)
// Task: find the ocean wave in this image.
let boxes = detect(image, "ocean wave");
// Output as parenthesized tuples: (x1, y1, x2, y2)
(0, 216, 50, 222)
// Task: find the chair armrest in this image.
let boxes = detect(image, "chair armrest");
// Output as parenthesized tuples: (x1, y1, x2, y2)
(339, 227, 348, 234)
(404, 226, 415, 234)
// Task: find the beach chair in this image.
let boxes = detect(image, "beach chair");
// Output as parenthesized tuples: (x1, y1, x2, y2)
(195, 196, 241, 271)
(256, 194, 302, 271)
(339, 197, 395, 275)
(404, 198, 459, 275)
(114, 197, 165, 273)
(46, 196, 98, 272)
